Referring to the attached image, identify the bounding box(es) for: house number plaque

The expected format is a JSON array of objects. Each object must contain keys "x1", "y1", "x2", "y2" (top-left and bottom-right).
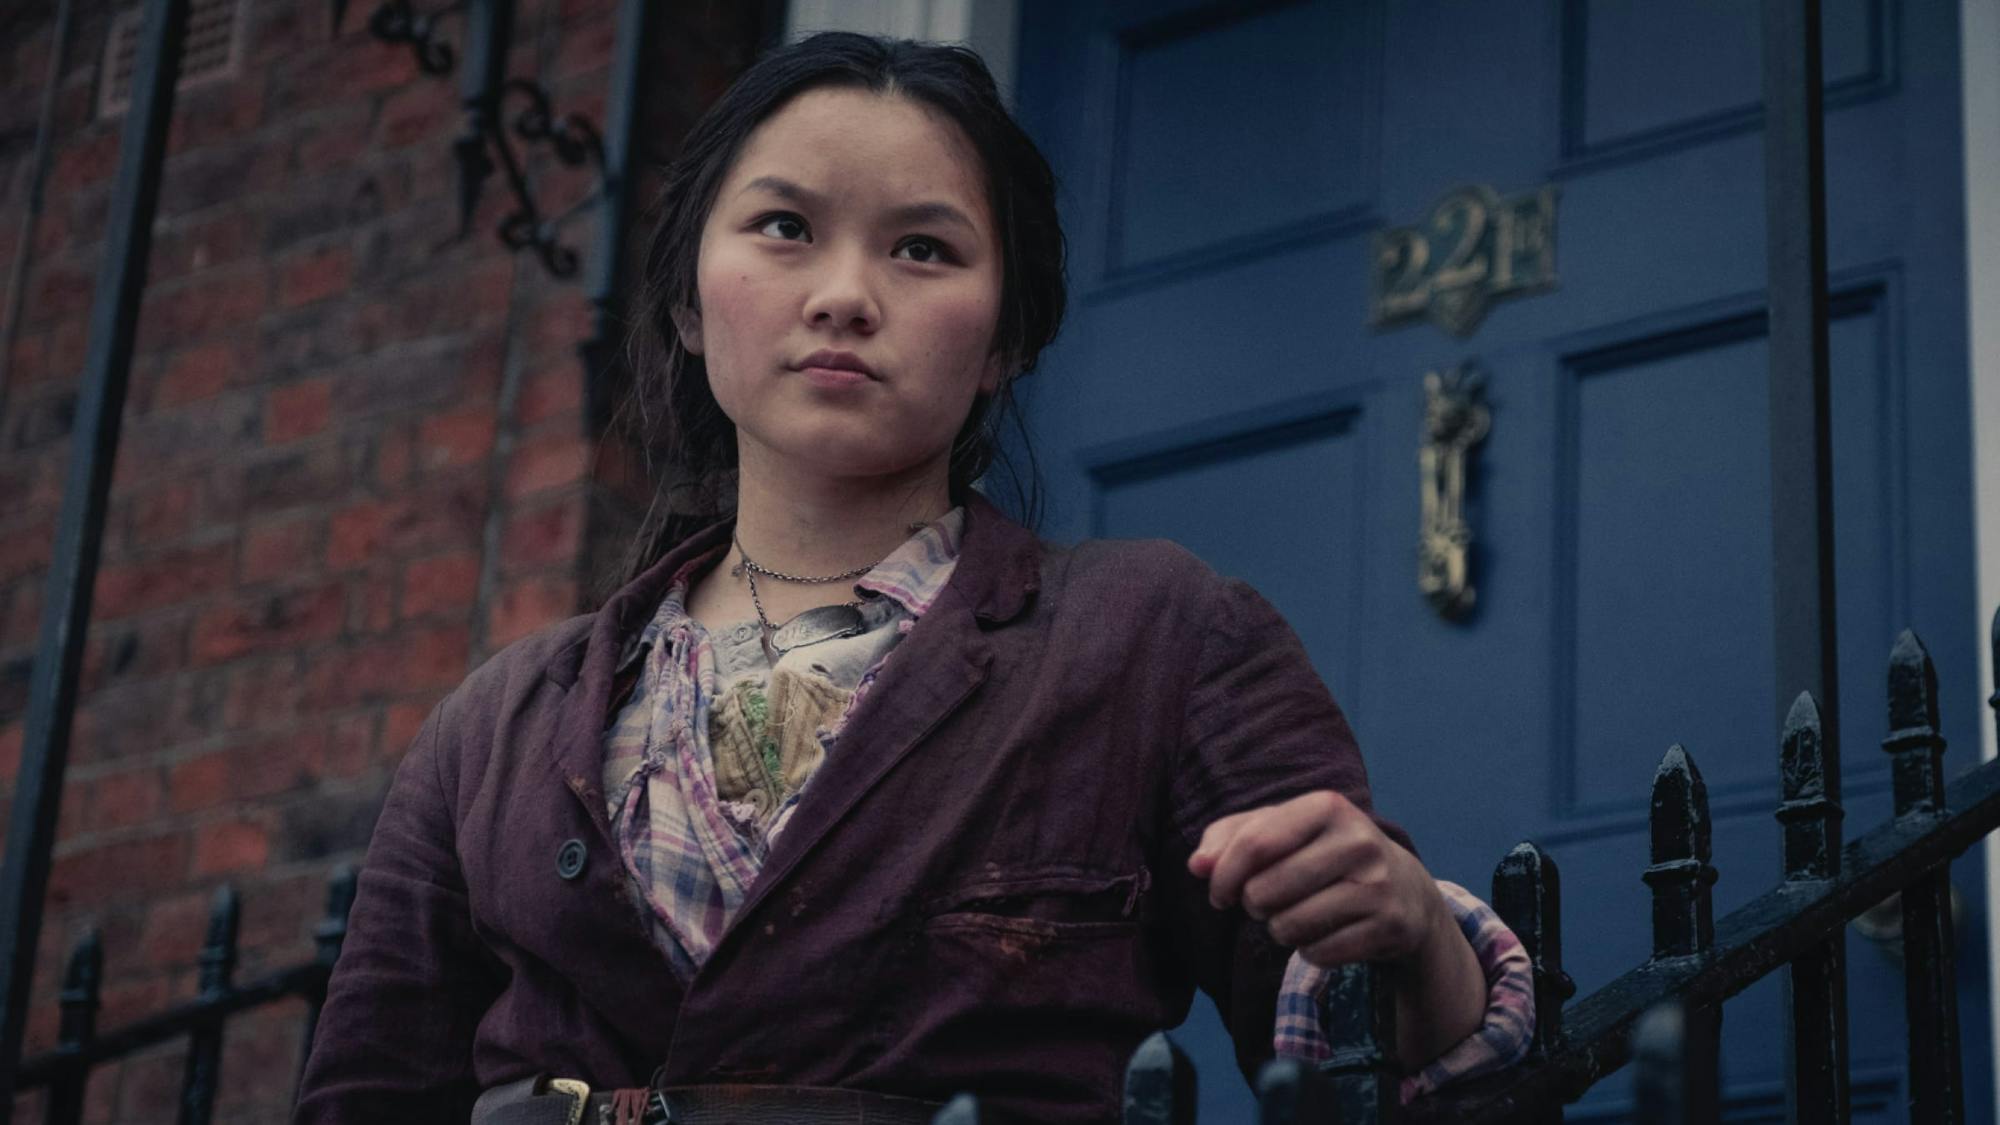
[{"x1": 1370, "y1": 184, "x2": 1558, "y2": 337}]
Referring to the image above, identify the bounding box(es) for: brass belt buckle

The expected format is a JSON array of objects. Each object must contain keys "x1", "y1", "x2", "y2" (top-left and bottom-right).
[{"x1": 543, "y1": 1077, "x2": 591, "y2": 1125}]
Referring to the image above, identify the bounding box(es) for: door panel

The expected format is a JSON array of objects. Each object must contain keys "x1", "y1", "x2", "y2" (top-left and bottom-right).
[
  {"x1": 1569, "y1": 0, "x2": 1888, "y2": 159},
  {"x1": 1012, "y1": 0, "x2": 1985, "y2": 1120}
]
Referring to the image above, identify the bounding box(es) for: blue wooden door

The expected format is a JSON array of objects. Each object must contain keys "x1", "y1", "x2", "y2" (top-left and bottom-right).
[{"x1": 1010, "y1": 1, "x2": 1988, "y2": 1120}]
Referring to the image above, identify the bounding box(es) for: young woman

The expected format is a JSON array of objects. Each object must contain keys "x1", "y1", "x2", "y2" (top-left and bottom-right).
[{"x1": 295, "y1": 32, "x2": 1532, "y2": 1125}]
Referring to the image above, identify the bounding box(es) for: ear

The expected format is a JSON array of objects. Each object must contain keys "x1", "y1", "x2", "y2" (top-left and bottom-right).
[
  {"x1": 979, "y1": 350, "x2": 1008, "y2": 396},
  {"x1": 672, "y1": 305, "x2": 705, "y2": 355}
]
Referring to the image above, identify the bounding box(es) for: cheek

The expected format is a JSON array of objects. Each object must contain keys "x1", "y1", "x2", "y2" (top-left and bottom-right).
[
  {"x1": 916, "y1": 290, "x2": 1004, "y2": 390},
  {"x1": 696, "y1": 263, "x2": 775, "y2": 356}
]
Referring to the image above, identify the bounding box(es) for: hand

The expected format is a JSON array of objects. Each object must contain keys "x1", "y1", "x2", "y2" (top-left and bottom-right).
[{"x1": 1187, "y1": 789, "x2": 1445, "y2": 968}]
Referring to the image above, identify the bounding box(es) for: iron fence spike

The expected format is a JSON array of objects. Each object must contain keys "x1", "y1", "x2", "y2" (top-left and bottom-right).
[
  {"x1": 1779, "y1": 691, "x2": 1843, "y2": 881},
  {"x1": 1781, "y1": 690, "x2": 1825, "y2": 801},
  {"x1": 1885, "y1": 630, "x2": 1947, "y2": 817},
  {"x1": 197, "y1": 886, "x2": 241, "y2": 996},
  {"x1": 59, "y1": 931, "x2": 101, "y2": 997},
  {"x1": 929, "y1": 1093, "x2": 979, "y2": 1125},
  {"x1": 1647, "y1": 745, "x2": 1716, "y2": 959},
  {"x1": 1123, "y1": 1031, "x2": 1195, "y2": 1125},
  {"x1": 1887, "y1": 629, "x2": 1939, "y2": 734},
  {"x1": 1255, "y1": 1057, "x2": 1334, "y2": 1125},
  {"x1": 1494, "y1": 841, "x2": 1572, "y2": 1057},
  {"x1": 57, "y1": 930, "x2": 102, "y2": 1049},
  {"x1": 1650, "y1": 745, "x2": 1711, "y2": 866}
]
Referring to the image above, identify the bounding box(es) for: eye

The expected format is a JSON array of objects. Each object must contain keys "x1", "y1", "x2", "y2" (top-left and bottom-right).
[
  {"x1": 893, "y1": 236, "x2": 952, "y2": 264},
  {"x1": 755, "y1": 213, "x2": 810, "y2": 242}
]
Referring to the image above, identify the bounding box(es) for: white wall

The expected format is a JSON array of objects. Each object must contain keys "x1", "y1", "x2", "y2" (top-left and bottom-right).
[
  {"x1": 785, "y1": 0, "x2": 1018, "y2": 103},
  {"x1": 1966, "y1": 0, "x2": 2000, "y2": 1114}
]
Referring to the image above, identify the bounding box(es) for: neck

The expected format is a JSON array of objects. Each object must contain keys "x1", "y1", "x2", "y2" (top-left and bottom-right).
[{"x1": 728, "y1": 442, "x2": 955, "y2": 576}]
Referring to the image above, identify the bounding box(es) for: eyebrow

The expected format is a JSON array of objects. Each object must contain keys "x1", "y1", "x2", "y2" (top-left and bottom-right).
[{"x1": 738, "y1": 175, "x2": 979, "y2": 234}]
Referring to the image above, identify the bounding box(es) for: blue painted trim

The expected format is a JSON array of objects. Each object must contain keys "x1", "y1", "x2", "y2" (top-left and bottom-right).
[
  {"x1": 1543, "y1": 268, "x2": 1906, "y2": 824},
  {"x1": 1553, "y1": 0, "x2": 1899, "y2": 175}
]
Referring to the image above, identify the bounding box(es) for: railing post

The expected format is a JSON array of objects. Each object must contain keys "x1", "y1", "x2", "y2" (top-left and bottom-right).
[
  {"x1": 0, "y1": 0, "x2": 190, "y2": 1116},
  {"x1": 1632, "y1": 1000, "x2": 1716, "y2": 1125},
  {"x1": 1122, "y1": 1031, "x2": 1195, "y2": 1125},
  {"x1": 177, "y1": 887, "x2": 238, "y2": 1125},
  {"x1": 43, "y1": 932, "x2": 100, "y2": 1125},
  {"x1": 299, "y1": 864, "x2": 357, "y2": 1079},
  {"x1": 1884, "y1": 630, "x2": 1963, "y2": 1124},
  {"x1": 1493, "y1": 842, "x2": 1574, "y2": 1062},
  {"x1": 1315, "y1": 962, "x2": 1399, "y2": 1123},
  {"x1": 1778, "y1": 691, "x2": 1850, "y2": 1123},
  {"x1": 1641, "y1": 746, "x2": 1719, "y2": 1120},
  {"x1": 1491, "y1": 842, "x2": 1571, "y2": 1124},
  {"x1": 1256, "y1": 1057, "x2": 1335, "y2": 1125}
]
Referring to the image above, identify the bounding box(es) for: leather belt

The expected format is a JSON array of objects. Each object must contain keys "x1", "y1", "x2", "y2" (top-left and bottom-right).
[{"x1": 473, "y1": 1075, "x2": 947, "y2": 1125}]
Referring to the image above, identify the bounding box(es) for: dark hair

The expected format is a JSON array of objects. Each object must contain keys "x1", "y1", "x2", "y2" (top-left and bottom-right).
[{"x1": 615, "y1": 31, "x2": 1065, "y2": 582}]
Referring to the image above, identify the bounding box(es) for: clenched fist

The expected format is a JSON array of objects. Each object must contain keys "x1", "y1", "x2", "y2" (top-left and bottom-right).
[{"x1": 1187, "y1": 789, "x2": 1487, "y2": 1066}]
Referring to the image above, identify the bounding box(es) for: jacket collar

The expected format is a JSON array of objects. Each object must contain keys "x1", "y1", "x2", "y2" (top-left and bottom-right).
[
  {"x1": 542, "y1": 490, "x2": 1041, "y2": 835},
  {"x1": 955, "y1": 489, "x2": 1043, "y2": 625}
]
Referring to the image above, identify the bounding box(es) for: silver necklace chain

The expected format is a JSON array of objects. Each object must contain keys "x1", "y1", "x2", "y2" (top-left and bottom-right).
[
  {"x1": 732, "y1": 548, "x2": 876, "y2": 585},
  {"x1": 741, "y1": 565, "x2": 864, "y2": 638},
  {"x1": 732, "y1": 534, "x2": 871, "y2": 646}
]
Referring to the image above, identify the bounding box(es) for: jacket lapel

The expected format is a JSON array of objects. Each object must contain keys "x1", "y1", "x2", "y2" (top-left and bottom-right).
[
  {"x1": 542, "y1": 516, "x2": 735, "y2": 845},
  {"x1": 714, "y1": 588, "x2": 990, "y2": 947},
  {"x1": 701, "y1": 492, "x2": 1042, "y2": 963}
]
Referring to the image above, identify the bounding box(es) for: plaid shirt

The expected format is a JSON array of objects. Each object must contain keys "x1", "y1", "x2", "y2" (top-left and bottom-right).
[
  {"x1": 602, "y1": 510, "x2": 1532, "y2": 1095},
  {"x1": 1274, "y1": 879, "x2": 1535, "y2": 1099}
]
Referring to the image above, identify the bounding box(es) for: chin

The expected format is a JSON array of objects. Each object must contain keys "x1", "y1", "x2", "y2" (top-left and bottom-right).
[{"x1": 780, "y1": 439, "x2": 949, "y2": 485}]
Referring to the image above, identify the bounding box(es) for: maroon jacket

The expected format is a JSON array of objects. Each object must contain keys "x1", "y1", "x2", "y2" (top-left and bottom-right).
[{"x1": 293, "y1": 492, "x2": 1407, "y2": 1124}]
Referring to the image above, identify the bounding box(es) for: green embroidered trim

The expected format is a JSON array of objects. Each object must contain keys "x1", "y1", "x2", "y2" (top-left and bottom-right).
[{"x1": 741, "y1": 689, "x2": 782, "y2": 783}]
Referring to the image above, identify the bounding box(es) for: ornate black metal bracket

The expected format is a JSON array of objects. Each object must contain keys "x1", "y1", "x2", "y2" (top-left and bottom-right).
[
  {"x1": 331, "y1": 0, "x2": 463, "y2": 74},
  {"x1": 332, "y1": 0, "x2": 608, "y2": 279}
]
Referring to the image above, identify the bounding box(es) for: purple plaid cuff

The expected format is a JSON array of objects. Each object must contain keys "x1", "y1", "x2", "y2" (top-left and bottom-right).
[{"x1": 1271, "y1": 879, "x2": 1535, "y2": 1102}]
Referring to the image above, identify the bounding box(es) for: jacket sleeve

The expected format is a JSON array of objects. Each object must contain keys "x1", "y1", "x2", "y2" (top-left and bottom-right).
[
  {"x1": 293, "y1": 693, "x2": 504, "y2": 1124},
  {"x1": 1157, "y1": 570, "x2": 1416, "y2": 1086}
]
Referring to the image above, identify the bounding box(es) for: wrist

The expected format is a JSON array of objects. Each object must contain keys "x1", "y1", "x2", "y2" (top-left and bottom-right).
[{"x1": 1395, "y1": 879, "x2": 1457, "y2": 969}]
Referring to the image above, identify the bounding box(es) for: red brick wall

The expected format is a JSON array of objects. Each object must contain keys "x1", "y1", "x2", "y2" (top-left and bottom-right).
[{"x1": 0, "y1": 1, "x2": 767, "y2": 1120}]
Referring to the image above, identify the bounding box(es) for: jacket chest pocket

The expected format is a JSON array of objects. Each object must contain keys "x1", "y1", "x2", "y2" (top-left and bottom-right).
[{"x1": 898, "y1": 867, "x2": 1153, "y2": 1034}]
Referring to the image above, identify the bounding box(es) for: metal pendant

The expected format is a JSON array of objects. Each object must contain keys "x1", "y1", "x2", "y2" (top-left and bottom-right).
[{"x1": 768, "y1": 604, "x2": 867, "y2": 654}]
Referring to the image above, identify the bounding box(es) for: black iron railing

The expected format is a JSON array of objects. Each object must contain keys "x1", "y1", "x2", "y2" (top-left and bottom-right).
[
  {"x1": 10, "y1": 869, "x2": 353, "y2": 1125},
  {"x1": 933, "y1": 613, "x2": 2000, "y2": 1124}
]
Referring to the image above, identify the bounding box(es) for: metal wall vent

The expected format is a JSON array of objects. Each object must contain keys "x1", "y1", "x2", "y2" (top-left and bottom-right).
[{"x1": 99, "y1": 0, "x2": 244, "y2": 119}]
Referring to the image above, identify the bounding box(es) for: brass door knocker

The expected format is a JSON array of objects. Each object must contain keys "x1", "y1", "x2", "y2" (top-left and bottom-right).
[{"x1": 1418, "y1": 364, "x2": 1490, "y2": 618}]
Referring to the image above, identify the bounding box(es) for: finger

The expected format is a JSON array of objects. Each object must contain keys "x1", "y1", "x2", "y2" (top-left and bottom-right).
[
  {"x1": 1188, "y1": 811, "x2": 1251, "y2": 878},
  {"x1": 1298, "y1": 916, "x2": 1399, "y2": 968},
  {"x1": 1239, "y1": 827, "x2": 1379, "y2": 920},
  {"x1": 1204, "y1": 794, "x2": 1340, "y2": 909},
  {"x1": 1263, "y1": 879, "x2": 1375, "y2": 949}
]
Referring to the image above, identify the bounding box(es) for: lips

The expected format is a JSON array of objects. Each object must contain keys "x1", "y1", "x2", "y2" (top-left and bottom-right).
[{"x1": 794, "y1": 350, "x2": 878, "y2": 380}]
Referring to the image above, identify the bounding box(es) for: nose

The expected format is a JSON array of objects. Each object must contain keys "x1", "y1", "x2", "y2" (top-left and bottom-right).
[{"x1": 801, "y1": 245, "x2": 880, "y2": 334}]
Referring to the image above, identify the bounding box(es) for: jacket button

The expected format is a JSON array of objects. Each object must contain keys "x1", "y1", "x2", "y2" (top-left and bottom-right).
[{"x1": 555, "y1": 838, "x2": 588, "y2": 881}]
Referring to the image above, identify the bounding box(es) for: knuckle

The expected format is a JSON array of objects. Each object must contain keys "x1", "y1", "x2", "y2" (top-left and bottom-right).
[{"x1": 1303, "y1": 790, "x2": 1344, "y2": 819}]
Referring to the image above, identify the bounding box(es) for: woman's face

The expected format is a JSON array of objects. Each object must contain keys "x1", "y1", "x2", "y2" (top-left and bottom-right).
[{"x1": 683, "y1": 87, "x2": 1006, "y2": 488}]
